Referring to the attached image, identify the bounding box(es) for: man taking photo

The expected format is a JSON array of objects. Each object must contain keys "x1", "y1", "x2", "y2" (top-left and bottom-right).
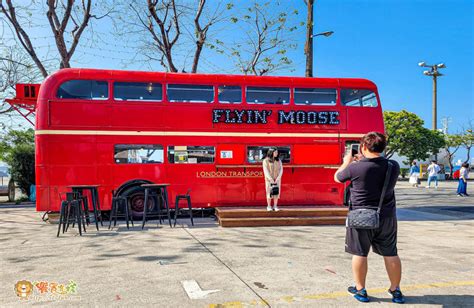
[{"x1": 334, "y1": 131, "x2": 405, "y2": 304}]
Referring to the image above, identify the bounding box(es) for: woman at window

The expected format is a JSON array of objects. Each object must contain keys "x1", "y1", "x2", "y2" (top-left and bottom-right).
[{"x1": 262, "y1": 147, "x2": 283, "y2": 211}]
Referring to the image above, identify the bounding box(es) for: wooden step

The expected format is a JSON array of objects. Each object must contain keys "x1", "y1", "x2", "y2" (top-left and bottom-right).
[
  {"x1": 218, "y1": 216, "x2": 346, "y2": 227},
  {"x1": 216, "y1": 206, "x2": 348, "y2": 219}
]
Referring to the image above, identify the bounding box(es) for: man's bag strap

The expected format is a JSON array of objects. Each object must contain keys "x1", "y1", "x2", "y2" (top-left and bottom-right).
[{"x1": 377, "y1": 161, "x2": 393, "y2": 214}]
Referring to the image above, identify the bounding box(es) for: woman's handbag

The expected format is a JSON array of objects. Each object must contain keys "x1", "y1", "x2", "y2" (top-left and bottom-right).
[
  {"x1": 270, "y1": 183, "x2": 279, "y2": 197},
  {"x1": 347, "y1": 161, "x2": 393, "y2": 229}
]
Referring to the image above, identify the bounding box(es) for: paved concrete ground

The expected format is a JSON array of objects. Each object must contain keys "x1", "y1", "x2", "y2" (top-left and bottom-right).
[{"x1": 0, "y1": 181, "x2": 473, "y2": 307}]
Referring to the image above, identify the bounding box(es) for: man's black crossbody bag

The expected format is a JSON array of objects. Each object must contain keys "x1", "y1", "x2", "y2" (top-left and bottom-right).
[{"x1": 347, "y1": 161, "x2": 393, "y2": 229}]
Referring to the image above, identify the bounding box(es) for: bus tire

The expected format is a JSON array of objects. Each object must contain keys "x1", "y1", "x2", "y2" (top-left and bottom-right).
[
  {"x1": 8, "y1": 179, "x2": 15, "y2": 202},
  {"x1": 120, "y1": 184, "x2": 159, "y2": 218}
]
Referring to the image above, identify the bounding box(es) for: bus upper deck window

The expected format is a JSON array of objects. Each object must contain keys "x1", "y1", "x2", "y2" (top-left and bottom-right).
[
  {"x1": 218, "y1": 85, "x2": 242, "y2": 104},
  {"x1": 57, "y1": 80, "x2": 108, "y2": 100},
  {"x1": 114, "y1": 82, "x2": 162, "y2": 101},
  {"x1": 340, "y1": 89, "x2": 378, "y2": 107},
  {"x1": 246, "y1": 87, "x2": 290, "y2": 105},
  {"x1": 294, "y1": 88, "x2": 337, "y2": 105},
  {"x1": 167, "y1": 84, "x2": 214, "y2": 103}
]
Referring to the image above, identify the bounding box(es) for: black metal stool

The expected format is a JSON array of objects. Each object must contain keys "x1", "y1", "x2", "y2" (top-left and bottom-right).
[
  {"x1": 109, "y1": 190, "x2": 134, "y2": 229},
  {"x1": 69, "y1": 186, "x2": 103, "y2": 231},
  {"x1": 141, "y1": 184, "x2": 172, "y2": 229},
  {"x1": 174, "y1": 189, "x2": 193, "y2": 227},
  {"x1": 57, "y1": 192, "x2": 86, "y2": 237}
]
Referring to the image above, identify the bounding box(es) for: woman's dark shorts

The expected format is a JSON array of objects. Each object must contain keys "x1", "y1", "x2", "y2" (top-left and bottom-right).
[{"x1": 345, "y1": 216, "x2": 398, "y2": 257}]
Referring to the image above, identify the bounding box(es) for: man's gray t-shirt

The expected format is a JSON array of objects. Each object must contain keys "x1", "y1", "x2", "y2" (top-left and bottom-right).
[{"x1": 336, "y1": 157, "x2": 400, "y2": 218}]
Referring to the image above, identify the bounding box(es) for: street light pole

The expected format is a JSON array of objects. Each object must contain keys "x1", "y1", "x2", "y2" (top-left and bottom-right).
[
  {"x1": 418, "y1": 61, "x2": 446, "y2": 131},
  {"x1": 305, "y1": 31, "x2": 334, "y2": 77}
]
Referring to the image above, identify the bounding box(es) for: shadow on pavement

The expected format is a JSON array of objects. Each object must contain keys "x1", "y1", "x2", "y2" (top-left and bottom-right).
[
  {"x1": 0, "y1": 203, "x2": 35, "y2": 209},
  {"x1": 371, "y1": 294, "x2": 474, "y2": 307},
  {"x1": 397, "y1": 206, "x2": 474, "y2": 222}
]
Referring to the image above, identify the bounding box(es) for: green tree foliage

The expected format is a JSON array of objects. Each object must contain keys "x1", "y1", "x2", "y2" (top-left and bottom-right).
[
  {"x1": 0, "y1": 128, "x2": 35, "y2": 197},
  {"x1": 443, "y1": 134, "x2": 463, "y2": 178},
  {"x1": 461, "y1": 125, "x2": 473, "y2": 164},
  {"x1": 384, "y1": 110, "x2": 445, "y2": 163}
]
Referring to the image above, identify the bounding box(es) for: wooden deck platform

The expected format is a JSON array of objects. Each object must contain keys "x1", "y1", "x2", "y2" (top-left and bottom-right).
[{"x1": 215, "y1": 206, "x2": 348, "y2": 227}]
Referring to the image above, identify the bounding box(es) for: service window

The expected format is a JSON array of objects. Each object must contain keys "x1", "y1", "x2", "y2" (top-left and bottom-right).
[
  {"x1": 218, "y1": 85, "x2": 242, "y2": 104},
  {"x1": 294, "y1": 88, "x2": 337, "y2": 105},
  {"x1": 340, "y1": 89, "x2": 378, "y2": 107},
  {"x1": 114, "y1": 144, "x2": 164, "y2": 164},
  {"x1": 246, "y1": 87, "x2": 290, "y2": 105},
  {"x1": 247, "y1": 146, "x2": 291, "y2": 164},
  {"x1": 167, "y1": 84, "x2": 214, "y2": 103},
  {"x1": 168, "y1": 146, "x2": 215, "y2": 164},
  {"x1": 57, "y1": 80, "x2": 108, "y2": 99},
  {"x1": 114, "y1": 82, "x2": 162, "y2": 101}
]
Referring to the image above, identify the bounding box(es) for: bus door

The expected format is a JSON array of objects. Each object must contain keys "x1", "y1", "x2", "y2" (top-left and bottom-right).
[
  {"x1": 215, "y1": 144, "x2": 249, "y2": 205},
  {"x1": 292, "y1": 143, "x2": 341, "y2": 205}
]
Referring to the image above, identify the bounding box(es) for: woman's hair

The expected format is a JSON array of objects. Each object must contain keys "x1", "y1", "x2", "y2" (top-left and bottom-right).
[
  {"x1": 462, "y1": 163, "x2": 469, "y2": 168},
  {"x1": 266, "y1": 147, "x2": 279, "y2": 162},
  {"x1": 412, "y1": 161, "x2": 417, "y2": 166}
]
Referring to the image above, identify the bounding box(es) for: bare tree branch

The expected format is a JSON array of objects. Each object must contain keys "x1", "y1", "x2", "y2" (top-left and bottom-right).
[{"x1": 0, "y1": 0, "x2": 48, "y2": 77}]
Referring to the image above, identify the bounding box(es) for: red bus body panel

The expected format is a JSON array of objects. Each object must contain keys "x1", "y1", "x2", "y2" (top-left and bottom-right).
[{"x1": 35, "y1": 69, "x2": 384, "y2": 212}]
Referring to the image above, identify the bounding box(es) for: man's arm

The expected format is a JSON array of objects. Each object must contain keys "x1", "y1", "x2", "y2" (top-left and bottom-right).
[{"x1": 334, "y1": 152, "x2": 354, "y2": 183}]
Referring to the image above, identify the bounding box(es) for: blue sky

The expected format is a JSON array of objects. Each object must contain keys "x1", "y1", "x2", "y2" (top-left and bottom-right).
[{"x1": 1, "y1": 0, "x2": 473, "y2": 162}]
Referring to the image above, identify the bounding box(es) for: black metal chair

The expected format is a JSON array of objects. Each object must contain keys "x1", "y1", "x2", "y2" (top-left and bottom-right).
[
  {"x1": 109, "y1": 190, "x2": 134, "y2": 229},
  {"x1": 174, "y1": 189, "x2": 193, "y2": 227},
  {"x1": 57, "y1": 192, "x2": 86, "y2": 237},
  {"x1": 142, "y1": 185, "x2": 172, "y2": 229}
]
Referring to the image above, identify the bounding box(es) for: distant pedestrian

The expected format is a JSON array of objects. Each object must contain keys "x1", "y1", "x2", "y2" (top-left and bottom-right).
[
  {"x1": 334, "y1": 132, "x2": 404, "y2": 304},
  {"x1": 457, "y1": 163, "x2": 470, "y2": 196},
  {"x1": 426, "y1": 160, "x2": 441, "y2": 188},
  {"x1": 408, "y1": 161, "x2": 420, "y2": 187},
  {"x1": 263, "y1": 147, "x2": 283, "y2": 211}
]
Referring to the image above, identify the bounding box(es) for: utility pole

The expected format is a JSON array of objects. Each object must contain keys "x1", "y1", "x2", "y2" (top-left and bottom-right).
[
  {"x1": 303, "y1": 0, "x2": 333, "y2": 77},
  {"x1": 441, "y1": 117, "x2": 452, "y2": 134},
  {"x1": 304, "y1": 0, "x2": 314, "y2": 77},
  {"x1": 418, "y1": 62, "x2": 446, "y2": 131}
]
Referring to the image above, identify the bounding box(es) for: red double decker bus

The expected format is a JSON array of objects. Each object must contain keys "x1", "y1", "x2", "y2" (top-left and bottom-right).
[{"x1": 34, "y1": 68, "x2": 384, "y2": 214}]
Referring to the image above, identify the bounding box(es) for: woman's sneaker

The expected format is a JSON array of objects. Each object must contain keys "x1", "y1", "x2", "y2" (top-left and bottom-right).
[
  {"x1": 388, "y1": 287, "x2": 405, "y2": 304},
  {"x1": 273, "y1": 206, "x2": 280, "y2": 212},
  {"x1": 267, "y1": 206, "x2": 272, "y2": 212},
  {"x1": 347, "y1": 286, "x2": 369, "y2": 302}
]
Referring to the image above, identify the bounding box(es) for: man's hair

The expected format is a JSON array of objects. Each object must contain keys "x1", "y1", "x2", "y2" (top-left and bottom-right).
[
  {"x1": 360, "y1": 131, "x2": 387, "y2": 153},
  {"x1": 431, "y1": 160, "x2": 437, "y2": 163}
]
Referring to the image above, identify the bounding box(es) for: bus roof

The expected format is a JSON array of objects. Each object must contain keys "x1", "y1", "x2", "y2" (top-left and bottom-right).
[{"x1": 39, "y1": 68, "x2": 378, "y2": 99}]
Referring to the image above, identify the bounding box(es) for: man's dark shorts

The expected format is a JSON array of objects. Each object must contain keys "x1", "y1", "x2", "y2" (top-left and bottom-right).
[{"x1": 345, "y1": 216, "x2": 398, "y2": 257}]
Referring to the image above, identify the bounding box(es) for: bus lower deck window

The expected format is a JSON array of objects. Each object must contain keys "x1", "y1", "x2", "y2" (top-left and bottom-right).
[
  {"x1": 57, "y1": 80, "x2": 108, "y2": 100},
  {"x1": 114, "y1": 145, "x2": 164, "y2": 164},
  {"x1": 246, "y1": 87, "x2": 290, "y2": 105},
  {"x1": 247, "y1": 146, "x2": 291, "y2": 164},
  {"x1": 340, "y1": 89, "x2": 378, "y2": 107},
  {"x1": 168, "y1": 146, "x2": 215, "y2": 164},
  {"x1": 294, "y1": 88, "x2": 337, "y2": 105},
  {"x1": 114, "y1": 82, "x2": 162, "y2": 101}
]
